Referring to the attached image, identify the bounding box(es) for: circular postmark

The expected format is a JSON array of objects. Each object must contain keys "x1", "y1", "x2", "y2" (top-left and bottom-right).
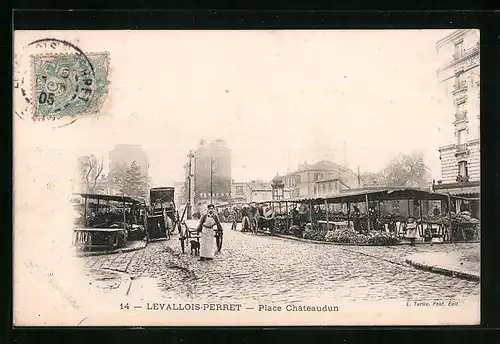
[{"x1": 14, "y1": 38, "x2": 109, "y2": 126}]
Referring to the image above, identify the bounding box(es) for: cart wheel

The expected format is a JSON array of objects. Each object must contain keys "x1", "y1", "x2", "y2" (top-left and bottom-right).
[
  {"x1": 180, "y1": 237, "x2": 185, "y2": 253},
  {"x1": 271, "y1": 219, "x2": 277, "y2": 236},
  {"x1": 216, "y1": 232, "x2": 223, "y2": 251}
]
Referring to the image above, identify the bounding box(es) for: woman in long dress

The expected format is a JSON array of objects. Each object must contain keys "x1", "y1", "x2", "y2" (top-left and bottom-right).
[
  {"x1": 196, "y1": 204, "x2": 223, "y2": 261},
  {"x1": 406, "y1": 217, "x2": 418, "y2": 246}
]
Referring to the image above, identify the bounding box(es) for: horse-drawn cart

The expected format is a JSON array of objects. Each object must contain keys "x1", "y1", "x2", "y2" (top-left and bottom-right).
[{"x1": 146, "y1": 186, "x2": 178, "y2": 240}]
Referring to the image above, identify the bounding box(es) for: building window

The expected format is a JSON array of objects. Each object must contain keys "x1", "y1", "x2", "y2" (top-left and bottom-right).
[
  {"x1": 236, "y1": 186, "x2": 244, "y2": 195},
  {"x1": 454, "y1": 40, "x2": 463, "y2": 58},
  {"x1": 315, "y1": 173, "x2": 320, "y2": 181},
  {"x1": 296, "y1": 175, "x2": 301, "y2": 184},
  {"x1": 457, "y1": 128, "x2": 467, "y2": 145},
  {"x1": 458, "y1": 161, "x2": 468, "y2": 177}
]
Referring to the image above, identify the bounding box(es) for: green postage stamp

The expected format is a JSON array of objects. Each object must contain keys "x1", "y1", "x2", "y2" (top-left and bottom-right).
[{"x1": 31, "y1": 52, "x2": 110, "y2": 119}]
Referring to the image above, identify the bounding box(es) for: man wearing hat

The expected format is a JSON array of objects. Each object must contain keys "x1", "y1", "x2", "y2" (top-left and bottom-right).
[{"x1": 196, "y1": 204, "x2": 223, "y2": 261}]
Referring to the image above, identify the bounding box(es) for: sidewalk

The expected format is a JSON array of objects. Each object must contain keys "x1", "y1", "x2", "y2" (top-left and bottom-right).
[
  {"x1": 76, "y1": 239, "x2": 147, "y2": 257},
  {"x1": 406, "y1": 246, "x2": 480, "y2": 281}
]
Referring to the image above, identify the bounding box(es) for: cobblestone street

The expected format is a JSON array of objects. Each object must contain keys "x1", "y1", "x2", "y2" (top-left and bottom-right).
[{"x1": 80, "y1": 223, "x2": 480, "y2": 303}]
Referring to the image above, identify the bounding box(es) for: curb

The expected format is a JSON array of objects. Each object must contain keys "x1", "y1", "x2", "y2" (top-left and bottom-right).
[
  {"x1": 405, "y1": 259, "x2": 480, "y2": 282},
  {"x1": 75, "y1": 240, "x2": 148, "y2": 257},
  {"x1": 272, "y1": 234, "x2": 479, "y2": 247}
]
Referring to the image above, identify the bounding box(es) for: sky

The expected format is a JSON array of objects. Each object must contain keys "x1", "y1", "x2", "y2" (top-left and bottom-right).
[{"x1": 15, "y1": 29, "x2": 458, "y2": 186}]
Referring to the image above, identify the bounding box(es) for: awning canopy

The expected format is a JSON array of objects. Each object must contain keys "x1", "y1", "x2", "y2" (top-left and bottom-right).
[
  {"x1": 266, "y1": 188, "x2": 452, "y2": 205},
  {"x1": 432, "y1": 182, "x2": 480, "y2": 195},
  {"x1": 73, "y1": 193, "x2": 142, "y2": 204},
  {"x1": 446, "y1": 187, "x2": 480, "y2": 197}
]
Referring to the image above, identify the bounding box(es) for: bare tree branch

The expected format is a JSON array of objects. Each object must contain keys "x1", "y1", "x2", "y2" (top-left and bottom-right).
[{"x1": 91, "y1": 157, "x2": 105, "y2": 192}]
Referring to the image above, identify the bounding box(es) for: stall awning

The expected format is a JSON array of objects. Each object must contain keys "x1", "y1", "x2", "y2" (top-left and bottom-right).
[
  {"x1": 446, "y1": 186, "x2": 480, "y2": 197},
  {"x1": 73, "y1": 193, "x2": 142, "y2": 204},
  {"x1": 291, "y1": 187, "x2": 450, "y2": 204}
]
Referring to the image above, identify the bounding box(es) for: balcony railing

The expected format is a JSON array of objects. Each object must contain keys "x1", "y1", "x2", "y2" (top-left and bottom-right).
[
  {"x1": 452, "y1": 80, "x2": 468, "y2": 95},
  {"x1": 456, "y1": 174, "x2": 470, "y2": 183},
  {"x1": 453, "y1": 44, "x2": 479, "y2": 60},
  {"x1": 455, "y1": 111, "x2": 467, "y2": 122}
]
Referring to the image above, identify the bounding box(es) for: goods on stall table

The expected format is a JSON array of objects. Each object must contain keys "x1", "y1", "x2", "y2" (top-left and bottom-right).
[
  {"x1": 434, "y1": 212, "x2": 479, "y2": 241},
  {"x1": 289, "y1": 225, "x2": 302, "y2": 237},
  {"x1": 434, "y1": 212, "x2": 480, "y2": 225},
  {"x1": 302, "y1": 224, "x2": 326, "y2": 241},
  {"x1": 324, "y1": 228, "x2": 400, "y2": 246}
]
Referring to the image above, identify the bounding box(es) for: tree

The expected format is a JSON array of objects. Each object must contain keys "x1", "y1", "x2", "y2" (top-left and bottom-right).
[
  {"x1": 383, "y1": 151, "x2": 430, "y2": 188},
  {"x1": 108, "y1": 161, "x2": 146, "y2": 198},
  {"x1": 78, "y1": 154, "x2": 104, "y2": 193},
  {"x1": 361, "y1": 172, "x2": 387, "y2": 187}
]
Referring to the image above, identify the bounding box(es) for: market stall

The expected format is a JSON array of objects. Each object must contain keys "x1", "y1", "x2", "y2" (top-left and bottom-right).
[
  {"x1": 73, "y1": 193, "x2": 145, "y2": 251},
  {"x1": 271, "y1": 188, "x2": 479, "y2": 245}
]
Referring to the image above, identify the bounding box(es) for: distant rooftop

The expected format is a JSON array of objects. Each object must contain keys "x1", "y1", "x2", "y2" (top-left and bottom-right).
[{"x1": 248, "y1": 181, "x2": 272, "y2": 191}]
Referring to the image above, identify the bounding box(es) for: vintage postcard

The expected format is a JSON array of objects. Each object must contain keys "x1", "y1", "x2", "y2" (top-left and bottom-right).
[{"x1": 13, "y1": 29, "x2": 480, "y2": 326}]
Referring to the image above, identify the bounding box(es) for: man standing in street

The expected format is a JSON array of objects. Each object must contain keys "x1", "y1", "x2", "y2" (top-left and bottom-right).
[
  {"x1": 197, "y1": 204, "x2": 223, "y2": 261},
  {"x1": 352, "y1": 205, "x2": 361, "y2": 232}
]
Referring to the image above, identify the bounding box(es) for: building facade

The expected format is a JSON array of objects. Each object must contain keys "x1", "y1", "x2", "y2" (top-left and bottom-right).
[
  {"x1": 230, "y1": 180, "x2": 248, "y2": 203},
  {"x1": 190, "y1": 139, "x2": 232, "y2": 209},
  {"x1": 230, "y1": 179, "x2": 291, "y2": 204},
  {"x1": 284, "y1": 160, "x2": 360, "y2": 199},
  {"x1": 433, "y1": 30, "x2": 480, "y2": 211},
  {"x1": 247, "y1": 181, "x2": 273, "y2": 202},
  {"x1": 314, "y1": 178, "x2": 348, "y2": 198},
  {"x1": 173, "y1": 182, "x2": 185, "y2": 210}
]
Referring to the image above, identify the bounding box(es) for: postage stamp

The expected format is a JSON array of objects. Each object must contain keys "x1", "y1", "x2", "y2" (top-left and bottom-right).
[
  {"x1": 13, "y1": 37, "x2": 110, "y2": 122},
  {"x1": 32, "y1": 52, "x2": 110, "y2": 119}
]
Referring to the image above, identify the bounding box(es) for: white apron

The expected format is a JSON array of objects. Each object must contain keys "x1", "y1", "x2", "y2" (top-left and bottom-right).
[
  {"x1": 406, "y1": 223, "x2": 417, "y2": 239},
  {"x1": 200, "y1": 227, "x2": 215, "y2": 259}
]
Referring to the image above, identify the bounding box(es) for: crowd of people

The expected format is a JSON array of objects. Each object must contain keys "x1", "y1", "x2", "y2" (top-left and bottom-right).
[{"x1": 188, "y1": 198, "x2": 480, "y2": 261}]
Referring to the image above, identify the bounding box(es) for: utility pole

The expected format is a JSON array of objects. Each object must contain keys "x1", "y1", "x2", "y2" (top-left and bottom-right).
[
  {"x1": 357, "y1": 166, "x2": 361, "y2": 188},
  {"x1": 210, "y1": 156, "x2": 213, "y2": 204}
]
